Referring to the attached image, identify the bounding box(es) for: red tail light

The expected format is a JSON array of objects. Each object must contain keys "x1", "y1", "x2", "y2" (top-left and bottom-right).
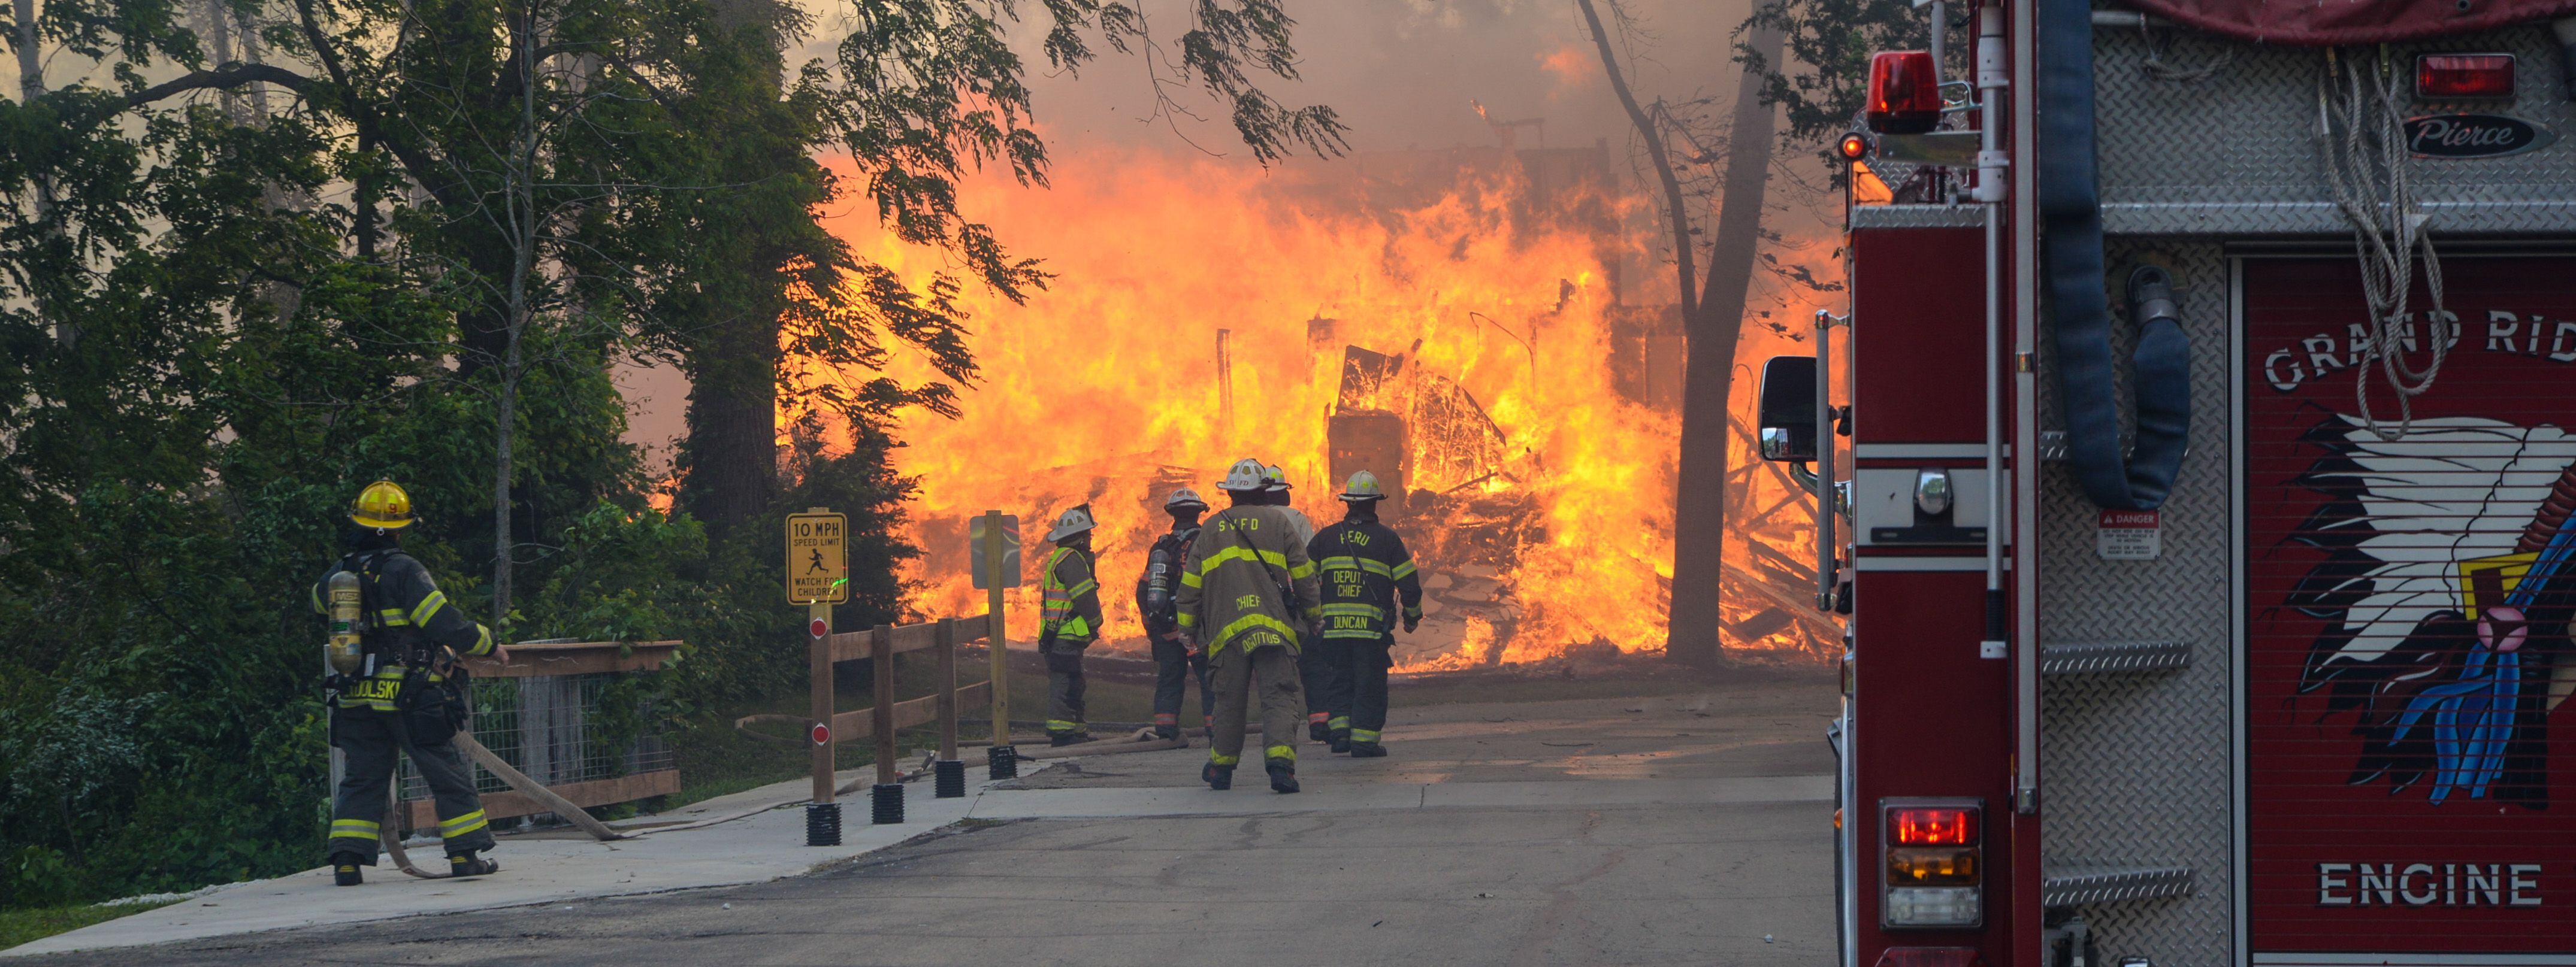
[
  {"x1": 1889, "y1": 807, "x2": 1979, "y2": 846},
  {"x1": 2417, "y1": 53, "x2": 2515, "y2": 99},
  {"x1": 1866, "y1": 51, "x2": 1942, "y2": 134},
  {"x1": 1874, "y1": 949, "x2": 1987, "y2": 967}
]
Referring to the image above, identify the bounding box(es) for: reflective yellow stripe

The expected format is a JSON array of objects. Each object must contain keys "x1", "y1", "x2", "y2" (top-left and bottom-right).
[
  {"x1": 1180, "y1": 570, "x2": 1203, "y2": 589},
  {"x1": 1356, "y1": 558, "x2": 1393, "y2": 577},
  {"x1": 1350, "y1": 729, "x2": 1381, "y2": 742},
  {"x1": 1196, "y1": 545, "x2": 1288, "y2": 575},
  {"x1": 1390, "y1": 560, "x2": 1418, "y2": 580},
  {"x1": 376, "y1": 608, "x2": 410, "y2": 627},
  {"x1": 1208, "y1": 752, "x2": 1239, "y2": 766},
  {"x1": 470, "y1": 624, "x2": 494, "y2": 656},
  {"x1": 1176, "y1": 611, "x2": 1198, "y2": 628},
  {"x1": 1328, "y1": 716, "x2": 1350, "y2": 730},
  {"x1": 1287, "y1": 560, "x2": 1316, "y2": 580},
  {"x1": 408, "y1": 590, "x2": 448, "y2": 627},
  {"x1": 1264, "y1": 744, "x2": 1296, "y2": 762},
  {"x1": 1045, "y1": 720, "x2": 1080, "y2": 732},
  {"x1": 330, "y1": 819, "x2": 380, "y2": 836},
  {"x1": 1065, "y1": 579, "x2": 1096, "y2": 598},
  {"x1": 1210, "y1": 612, "x2": 1301, "y2": 653},
  {"x1": 1402, "y1": 605, "x2": 1424, "y2": 619},
  {"x1": 438, "y1": 810, "x2": 486, "y2": 833},
  {"x1": 310, "y1": 586, "x2": 325, "y2": 614},
  {"x1": 1319, "y1": 556, "x2": 1362, "y2": 572},
  {"x1": 1319, "y1": 603, "x2": 1381, "y2": 617}
]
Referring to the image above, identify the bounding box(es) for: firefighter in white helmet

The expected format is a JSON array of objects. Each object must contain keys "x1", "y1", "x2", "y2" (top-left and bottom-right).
[
  {"x1": 1308, "y1": 470, "x2": 1425, "y2": 756},
  {"x1": 1175, "y1": 458, "x2": 1323, "y2": 792},
  {"x1": 1136, "y1": 487, "x2": 1214, "y2": 739},
  {"x1": 1038, "y1": 504, "x2": 1105, "y2": 745}
]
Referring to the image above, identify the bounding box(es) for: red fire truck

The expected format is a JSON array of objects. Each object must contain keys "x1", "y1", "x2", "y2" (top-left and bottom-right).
[{"x1": 1758, "y1": 0, "x2": 2576, "y2": 963}]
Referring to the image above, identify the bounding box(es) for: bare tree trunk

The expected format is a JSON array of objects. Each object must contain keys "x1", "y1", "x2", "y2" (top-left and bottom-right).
[
  {"x1": 492, "y1": 4, "x2": 539, "y2": 627},
  {"x1": 1665, "y1": 23, "x2": 1783, "y2": 668}
]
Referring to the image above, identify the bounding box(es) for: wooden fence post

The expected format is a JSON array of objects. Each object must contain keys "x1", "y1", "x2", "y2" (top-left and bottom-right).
[
  {"x1": 870, "y1": 624, "x2": 903, "y2": 823},
  {"x1": 806, "y1": 602, "x2": 838, "y2": 845},
  {"x1": 933, "y1": 617, "x2": 966, "y2": 798}
]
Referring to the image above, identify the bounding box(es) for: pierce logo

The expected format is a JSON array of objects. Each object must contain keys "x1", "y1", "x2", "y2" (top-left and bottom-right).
[{"x1": 2404, "y1": 114, "x2": 2556, "y2": 159}]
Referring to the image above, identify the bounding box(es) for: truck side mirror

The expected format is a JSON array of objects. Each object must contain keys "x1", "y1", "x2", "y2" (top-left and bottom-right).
[{"x1": 1758, "y1": 356, "x2": 1819, "y2": 463}]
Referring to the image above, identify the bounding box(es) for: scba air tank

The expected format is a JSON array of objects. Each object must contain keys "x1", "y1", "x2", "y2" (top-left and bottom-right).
[{"x1": 326, "y1": 570, "x2": 364, "y2": 675}]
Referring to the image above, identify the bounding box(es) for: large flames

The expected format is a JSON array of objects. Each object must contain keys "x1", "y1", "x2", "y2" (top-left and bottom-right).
[{"x1": 802, "y1": 143, "x2": 1834, "y2": 668}]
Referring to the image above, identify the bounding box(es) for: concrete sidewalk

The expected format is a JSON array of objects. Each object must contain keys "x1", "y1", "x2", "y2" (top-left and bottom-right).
[{"x1": 2, "y1": 764, "x2": 988, "y2": 958}]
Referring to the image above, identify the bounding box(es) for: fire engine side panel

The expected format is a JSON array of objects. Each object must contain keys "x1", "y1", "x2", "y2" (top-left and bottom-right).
[
  {"x1": 2035, "y1": 239, "x2": 2239, "y2": 965},
  {"x1": 1850, "y1": 219, "x2": 2019, "y2": 964},
  {"x1": 2238, "y1": 253, "x2": 2576, "y2": 964}
]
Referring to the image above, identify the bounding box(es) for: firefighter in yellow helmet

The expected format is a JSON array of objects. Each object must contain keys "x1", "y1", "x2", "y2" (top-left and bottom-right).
[
  {"x1": 313, "y1": 481, "x2": 507, "y2": 886},
  {"x1": 1308, "y1": 471, "x2": 1425, "y2": 757},
  {"x1": 1175, "y1": 459, "x2": 1323, "y2": 793},
  {"x1": 1039, "y1": 504, "x2": 1105, "y2": 745}
]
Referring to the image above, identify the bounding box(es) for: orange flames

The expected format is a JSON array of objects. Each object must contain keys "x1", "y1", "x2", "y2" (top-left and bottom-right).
[{"x1": 802, "y1": 143, "x2": 1836, "y2": 668}]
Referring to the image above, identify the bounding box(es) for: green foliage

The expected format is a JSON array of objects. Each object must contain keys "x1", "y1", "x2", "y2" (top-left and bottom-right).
[
  {"x1": 1, "y1": 0, "x2": 1337, "y2": 917},
  {"x1": 1739, "y1": 0, "x2": 1930, "y2": 166}
]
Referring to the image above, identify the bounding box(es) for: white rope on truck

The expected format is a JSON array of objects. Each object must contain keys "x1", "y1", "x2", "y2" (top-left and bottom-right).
[{"x1": 2316, "y1": 46, "x2": 2448, "y2": 441}]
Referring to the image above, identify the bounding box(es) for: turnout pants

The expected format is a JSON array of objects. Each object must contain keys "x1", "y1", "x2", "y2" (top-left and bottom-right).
[
  {"x1": 1208, "y1": 642, "x2": 1306, "y2": 767},
  {"x1": 1151, "y1": 636, "x2": 1213, "y2": 735},
  {"x1": 1332, "y1": 634, "x2": 1395, "y2": 743},
  {"x1": 1044, "y1": 641, "x2": 1088, "y2": 736},
  {"x1": 1298, "y1": 639, "x2": 1338, "y2": 736},
  {"x1": 327, "y1": 707, "x2": 494, "y2": 863}
]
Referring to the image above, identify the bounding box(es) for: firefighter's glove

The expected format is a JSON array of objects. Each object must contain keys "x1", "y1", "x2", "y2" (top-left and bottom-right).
[{"x1": 1402, "y1": 616, "x2": 1420, "y2": 633}]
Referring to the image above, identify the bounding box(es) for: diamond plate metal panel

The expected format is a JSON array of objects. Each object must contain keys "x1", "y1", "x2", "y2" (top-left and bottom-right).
[
  {"x1": 2094, "y1": 23, "x2": 2576, "y2": 235},
  {"x1": 1851, "y1": 204, "x2": 1988, "y2": 229},
  {"x1": 2038, "y1": 240, "x2": 2235, "y2": 965}
]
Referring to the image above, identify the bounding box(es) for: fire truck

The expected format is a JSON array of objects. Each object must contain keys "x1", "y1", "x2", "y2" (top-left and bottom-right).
[{"x1": 1757, "y1": 0, "x2": 2576, "y2": 963}]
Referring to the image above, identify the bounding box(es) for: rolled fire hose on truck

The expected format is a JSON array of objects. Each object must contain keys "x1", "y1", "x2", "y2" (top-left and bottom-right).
[{"x1": 2036, "y1": 0, "x2": 2191, "y2": 513}]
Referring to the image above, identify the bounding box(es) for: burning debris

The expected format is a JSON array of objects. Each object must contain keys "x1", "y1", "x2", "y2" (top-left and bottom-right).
[{"x1": 809, "y1": 147, "x2": 1839, "y2": 669}]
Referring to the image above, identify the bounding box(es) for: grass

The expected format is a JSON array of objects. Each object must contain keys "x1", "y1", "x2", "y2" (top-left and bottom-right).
[{"x1": 0, "y1": 900, "x2": 181, "y2": 953}]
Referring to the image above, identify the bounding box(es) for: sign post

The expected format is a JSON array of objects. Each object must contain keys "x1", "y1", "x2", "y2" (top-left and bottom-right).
[
  {"x1": 970, "y1": 511, "x2": 1021, "y2": 778},
  {"x1": 787, "y1": 508, "x2": 846, "y2": 846}
]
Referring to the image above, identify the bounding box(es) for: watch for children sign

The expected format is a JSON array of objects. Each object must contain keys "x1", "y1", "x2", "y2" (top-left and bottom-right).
[{"x1": 785, "y1": 511, "x2": 847, "y2": 604}]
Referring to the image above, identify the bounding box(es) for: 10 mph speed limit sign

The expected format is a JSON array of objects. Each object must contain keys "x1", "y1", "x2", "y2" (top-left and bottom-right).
[{"x1": 785, "y1": 510, "x2": 848, "y2": 604}]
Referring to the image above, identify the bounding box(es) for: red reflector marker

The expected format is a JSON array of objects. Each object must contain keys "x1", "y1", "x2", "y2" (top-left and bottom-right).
[
  {"x1": 1888, "y1": 806, "x2": 1981, "y2": 846},
  {"x1": 1866, "y1": 51, "x2": 1942, "y2": 134},
  {"x1": 1874, "y1": 948, "x2": 1985, "y2": 967},
  {"x1": 2417, "y1": 53, "x2": 2515, "y2": 99}
]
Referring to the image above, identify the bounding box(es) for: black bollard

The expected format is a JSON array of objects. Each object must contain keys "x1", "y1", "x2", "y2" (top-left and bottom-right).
[
  {"x1": 805, "y1": 801, "x2": 841, "y2": 846},
  {"x1": 870, "y1": 782, "x2": 905, "y2": 824},
  {"x1": 987, "y1": 744, "x2": 1018, "y2": 780},
  {"x1": 933, "y1": 759, "x2": 967, "y2": 798}
]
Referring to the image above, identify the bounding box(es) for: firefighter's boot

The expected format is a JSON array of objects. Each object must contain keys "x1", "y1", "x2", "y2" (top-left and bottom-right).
[
  {"x1": 1308, "y1": 716, "x2": 1330, "y2": 743},
  {"x1": 1050, "y1": 732, "x2": 1095, "y2": 748},
  {"x1": 1349, "y1": 740, "x2": 1387, "y2": 759},
  {"x1": 331, "y1": 853, "x2": 364, "y2": 887},
  {"x1": 1329, "y1": 728, "x2": 1352, "y2": 754},
  {"x1": 1266, "y1": 757, "x2": 1301, "y2": 794},
  {"x1": 1154, "y1": 725, "x2": 1180, "y2": 740},
  {"x1": 448, "y1": 851, "x2": 498, "y2": 878},
  {"x1": 1203, "y1": 762, "x2": 1234, "y2": 790}
]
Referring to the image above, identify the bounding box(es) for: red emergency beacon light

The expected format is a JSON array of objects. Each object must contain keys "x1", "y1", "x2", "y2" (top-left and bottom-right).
[
  {"x1": 1882, "y1": 800, "x2": 1985, "y2": 929},
  {"x1": 2415, "y1": 53, "x2": 2515, "y2": 99},
  {"x1": 1866, "y1": 50, "x2": 1942, "y2": 134}
]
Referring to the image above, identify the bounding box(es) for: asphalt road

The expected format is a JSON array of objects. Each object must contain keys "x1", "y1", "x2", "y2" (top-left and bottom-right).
[{"x1": 32, "y1": 668, "x2": 1840, "y2": 966}]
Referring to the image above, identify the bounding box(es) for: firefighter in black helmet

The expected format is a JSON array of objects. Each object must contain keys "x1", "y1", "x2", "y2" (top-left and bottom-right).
[
  {"x1": 315, "y1": 481, "x2": 507, "y2": 885},
  {"x1": 1307, "y1": 471, "x2": 1424, "y2": 756},
  {"x1": 1137, "y1": 487, "x2": 1214, "y2": 739}
]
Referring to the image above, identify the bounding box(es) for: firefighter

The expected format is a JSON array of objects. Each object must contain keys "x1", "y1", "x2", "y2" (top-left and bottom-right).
[
  {"x1": 1136, "y1": 487, "x2": 1214, "y2": 740},
  {"x1": 1177, "y1": 458, "x2": 1323, "y2": 793},
  {"x1": 1038, "y1": 504, "x2": 1105, "y2": 746},
  {"x1": 315, "y1": 481, "x2": 506, "y2": 886},
  {"x1": 1308, "y1": 471, "x2": 1425, "y2": 757},
  {"x1": 1262, "y1": 465, "x2": 1335, "y2": 744}
]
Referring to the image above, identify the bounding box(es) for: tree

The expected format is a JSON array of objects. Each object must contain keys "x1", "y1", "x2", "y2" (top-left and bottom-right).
[
  {"x1": 1739, "y1": 0, "x2": 1928, "y2": 171},
  {"x1": 1576, "y1": 0, "x2": 1784, "y2": 667}
]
